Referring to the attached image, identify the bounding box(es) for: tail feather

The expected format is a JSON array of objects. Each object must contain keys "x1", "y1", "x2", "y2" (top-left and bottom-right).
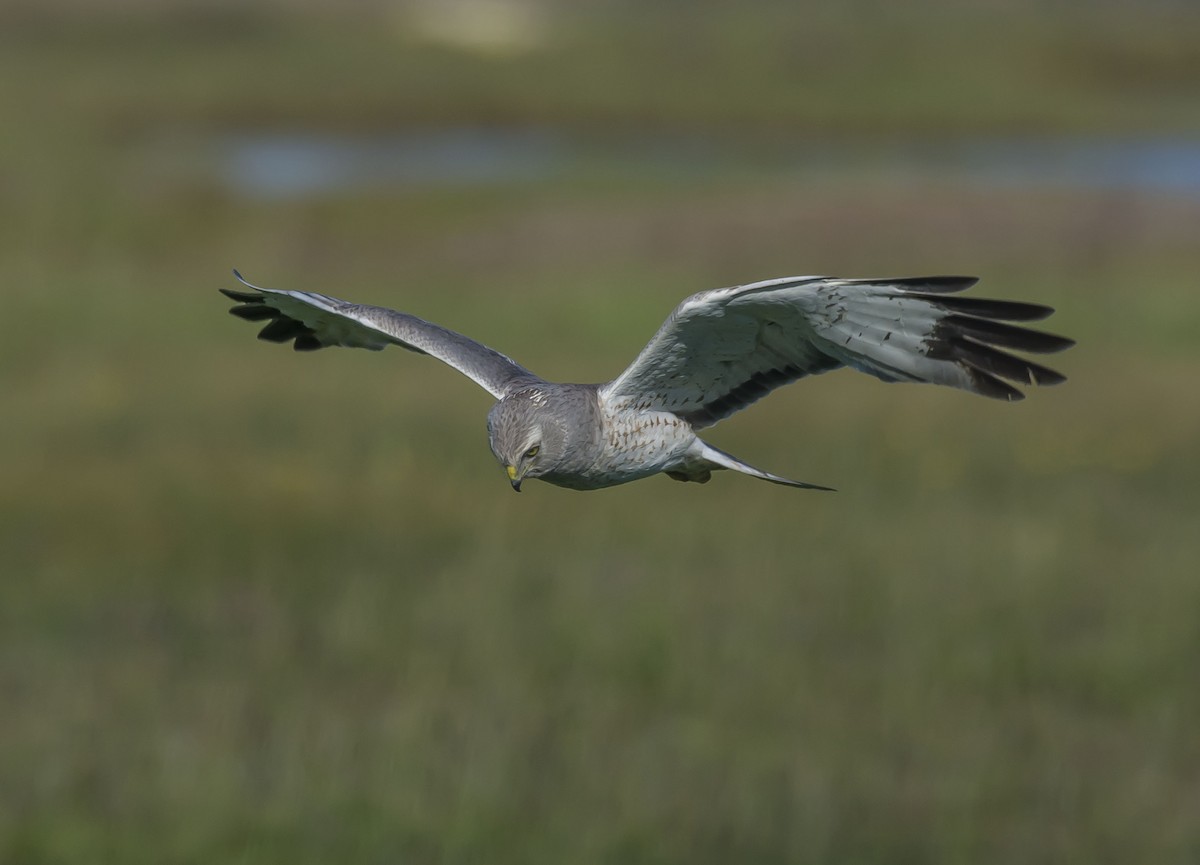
[{"x1": 698, "y1": 441, "x2": 835, "y2": 491}]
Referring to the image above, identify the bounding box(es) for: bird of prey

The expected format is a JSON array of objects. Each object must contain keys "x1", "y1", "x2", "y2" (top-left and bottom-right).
[{"x1": 221, "y1": 271, "x2": 1072, "y2": 492}]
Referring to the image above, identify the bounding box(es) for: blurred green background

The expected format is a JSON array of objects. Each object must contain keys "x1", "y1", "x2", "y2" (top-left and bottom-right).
[{"x1": 3, "y1": 1, "x2": 1199, "y2": 862}]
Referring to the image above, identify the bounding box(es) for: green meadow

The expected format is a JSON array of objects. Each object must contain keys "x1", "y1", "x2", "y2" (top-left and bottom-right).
[{"x1": 2, "y1": 3, "x2": 1198, "y2": 862}]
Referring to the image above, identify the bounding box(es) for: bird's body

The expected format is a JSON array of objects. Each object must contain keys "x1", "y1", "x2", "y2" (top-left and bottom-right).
[
  {"x1": 221, "y1": 272, "x2": 1073, "y2": 492},
  {"x1": 569, "y1": 399, "x2": 699, "y2": 489},
  {"x1": 595, "y1": 407, "x2": 701, "y2": 487}
]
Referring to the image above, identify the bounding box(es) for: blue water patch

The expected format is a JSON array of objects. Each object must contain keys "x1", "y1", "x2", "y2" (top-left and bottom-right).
[
  {"x1": 937, "y1": 138, "x2": 1200, "y2": 195},
  {"x1": 222, "y1": 129, "x2": 565, "y2": 197},
  {"x1": 219, "y1": 130, "x2": 1200, "y2": 200}
]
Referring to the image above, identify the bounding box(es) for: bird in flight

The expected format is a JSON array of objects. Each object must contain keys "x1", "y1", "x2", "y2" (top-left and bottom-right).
[{"x1": 221, "y1": 271, "x2": 1072, "y2": 492}]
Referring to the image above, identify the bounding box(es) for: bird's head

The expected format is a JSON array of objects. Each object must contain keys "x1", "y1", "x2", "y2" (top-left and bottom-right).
[{"x1": 487, "y1": 388, "x2": 566, "y2": 492}]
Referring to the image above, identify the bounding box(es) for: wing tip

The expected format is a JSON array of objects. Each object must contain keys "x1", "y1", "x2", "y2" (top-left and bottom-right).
[
  {"x1": 846, "y1": 275, "x2": 980, "y2": 293},
  {"x1": 793, "y1": 480, "x2": 837, "y2": 491},
  {"x1": 921, "y1": 297, "x2": 1073, "y2": 399},
  {"x1": 965, "y1": 366, "x2": 1055, "y2": 401},
  {"x1": 899, "y1": 275, "x2": 980, "y2": 293},
  {"x1": 221, "y1": 273, "x2": 328, "y2": 352},
  {"x1": 231, "y1": 269, "x2": 267, "y2": 292}
]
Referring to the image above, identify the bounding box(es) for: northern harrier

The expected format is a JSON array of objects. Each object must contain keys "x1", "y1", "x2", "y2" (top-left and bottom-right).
[{"x1": 221, "y1": 271, "x2": 1072, "y2": 491}]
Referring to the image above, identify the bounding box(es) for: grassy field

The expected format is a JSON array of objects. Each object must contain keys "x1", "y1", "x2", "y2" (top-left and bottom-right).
[{"x1": 2, "y1": 3, "x2": 1199, "y2": 863}]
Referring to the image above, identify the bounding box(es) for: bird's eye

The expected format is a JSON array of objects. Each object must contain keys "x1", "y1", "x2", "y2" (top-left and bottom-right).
[{"x1": 525, "y1": 445, "x2": 540, "y2": 459}]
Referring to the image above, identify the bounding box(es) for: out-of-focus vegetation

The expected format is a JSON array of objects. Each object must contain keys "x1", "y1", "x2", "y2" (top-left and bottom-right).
[{"x1": 2, "y1": 2, "x2": 1198, "y2": 863}]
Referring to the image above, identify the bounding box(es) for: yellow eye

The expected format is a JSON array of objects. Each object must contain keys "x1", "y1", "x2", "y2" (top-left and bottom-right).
[{"x1": 525, "y1": 445, "x2": 540, "y2": 459}]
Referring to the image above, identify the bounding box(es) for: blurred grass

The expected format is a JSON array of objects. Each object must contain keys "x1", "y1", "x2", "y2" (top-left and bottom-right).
[
  {"x1": 2, "y1": 2, "x2": 1200, "y2": 863},
  {"x1": 3, "y1": 0, "x2": 1200, "y2": 136}
]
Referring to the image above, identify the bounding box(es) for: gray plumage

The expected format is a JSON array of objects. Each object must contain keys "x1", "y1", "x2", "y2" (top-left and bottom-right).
[{"x1": 221, "y1": 271, "x2": 1073, "y2": 492}]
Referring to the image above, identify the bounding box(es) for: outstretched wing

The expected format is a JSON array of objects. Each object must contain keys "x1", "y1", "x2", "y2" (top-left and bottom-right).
[
  {"x1": 220, "y1": 271, "x2": 541, "y2": 399},
  {"x1": 601, "y1": 275, "x2": 1074, "y2": 429}
]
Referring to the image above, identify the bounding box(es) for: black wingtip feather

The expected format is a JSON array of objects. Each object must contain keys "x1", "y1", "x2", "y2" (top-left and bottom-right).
[
  {"x1": 943, "y1": 336, "x2": 1066, "y2": 386},
  {"x1": 220, "y1": 287, "x2": 262, "y2": 303},
  {"x1": 891, "y1": 275, "x2": 980, "y2": 293},
  {"x1": 968, "y1": 368, "x2": 1026, "y2": 401},
  {"x1": 940, "y1": 314, "x2": 1075, "y2": 354},
  {"x1": 229, "y1": 304, "x2": 276, "y2": 321},
  {"x1": 915, "y1": 293, "x2": 1056, "y2": 322},
  {"x1": 257, "y1": 318, "x2": 308, "y2": 343},
  {"x1": 846, "y1": 275, "x2": 980, "y2": 293}
]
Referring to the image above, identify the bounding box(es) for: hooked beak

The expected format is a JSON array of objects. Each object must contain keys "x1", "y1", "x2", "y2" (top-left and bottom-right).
[{"x1": 506, "y1": 464, "x2": 522, "y2": 492}]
